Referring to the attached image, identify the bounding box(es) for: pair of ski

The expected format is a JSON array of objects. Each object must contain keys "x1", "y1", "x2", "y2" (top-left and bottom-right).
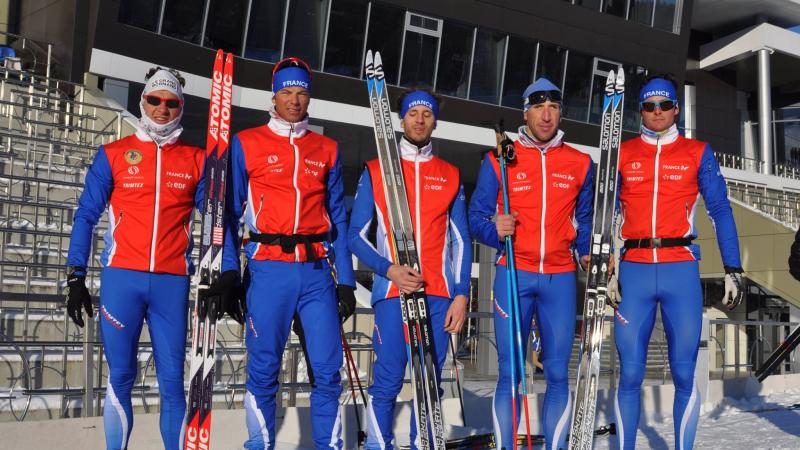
[
  {"x1": 184, "y1": 49, "x2": 234, "y2": 450},
  {"x1": 364, "y1": 50, "x2": 447, "y2": 450},
  {"x1": 568, "y1": 70, "x2": 626, "y2": 450}
]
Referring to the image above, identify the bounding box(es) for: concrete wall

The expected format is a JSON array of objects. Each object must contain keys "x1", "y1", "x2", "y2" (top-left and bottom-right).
[{"x1": 694, "y1": 69, "x2": 744, "y2": 155}]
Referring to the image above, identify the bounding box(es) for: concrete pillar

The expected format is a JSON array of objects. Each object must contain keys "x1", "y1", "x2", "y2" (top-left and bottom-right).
[
  {"x1": 757, "y1": 48, "x2": 773, "y2": 175},
  {"x1": 477, "y1": 243, "x2": 498, "y2": 376}
]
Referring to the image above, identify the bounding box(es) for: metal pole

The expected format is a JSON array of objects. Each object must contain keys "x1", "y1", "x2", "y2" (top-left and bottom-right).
[
  {"x1": 757, "y1": 48, "x2": 773, "y2": 175},
  {"x1": 82, "y1": 314, "x2": 95, "y2": 417}
]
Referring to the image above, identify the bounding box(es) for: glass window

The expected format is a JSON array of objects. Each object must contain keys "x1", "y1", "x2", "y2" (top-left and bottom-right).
[
  {"x1": 161, "y1": 0, "x2": 206, "y2": 44},
  {"x1": 623, "y1": 65, "x2": 648, "y2": 131},
  {"x1": 562, "y1": 50, "x2": 593, "y2": 122},
  {"x1": 284, "y1": 0, "x2": 330, "y2": 69},
  {"x1": 244, "y1": 0, "x2": 286, "y2": 63},
  {"x1": 588, "y1": 59, "x2": 622, "y2": 125},
  {"x1": 629, "y1": 0, "x2": 654, "y2": 26},
  {"x1": 501, "y1": 36, "x2": 536, "y2": 108},
  {"x1": 469, "y1": 30, "x2": 506, "y2": 104},
  {"x1": 399, "y1": 13, "x2": 442, "y2": 88},
  {"x1": 535, "y1": 42, "x2": 566, "y2": 88},
  {"x1": 653, "y1": 0, "x2": 677, "y2": 32},
  {"x1": 118, "y1": 0, "x2": 161, "y2": 32},
  {"x1": 576, "y1": 0, "x2": 601, "y2": 11},
  {"x1": 435, "y1": 22, "x2": 473, "y2": 98},
  {"x1": 203, "y1": 0, "x2": 248, "y2": 54},
  {"x1": 603, "y1": 0, "x2": 628, "y2": 18},
  {"x1": 364, "y1": 2, "x2": 405, "y2": 85},
  {"x1": 323, "y1": 0, "x2": 369, "y2": 78}
]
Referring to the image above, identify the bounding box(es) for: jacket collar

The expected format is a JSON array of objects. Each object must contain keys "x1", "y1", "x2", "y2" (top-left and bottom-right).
[
  {"x1": 399, "y1": 136, "x2": 433, "y2": 162},
  {"x1": 134, "y1": 126, "x2": 182, "y2": 147},
  {"x1": 516, "y1": 126, "x2": 564, "y2": 154},
  {"x1": 640, "y1": 124, "x2": 679, "y2": 145},
  {"x1": 267, "y1": 109, "x2": 309, "y2": 138}
]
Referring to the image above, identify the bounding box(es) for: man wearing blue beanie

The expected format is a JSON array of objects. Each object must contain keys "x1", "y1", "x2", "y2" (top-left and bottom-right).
[
  {"x1": 614, "y1": 73, "x2": 744, "y2": 449},
  {"x1": 469, "y1": 78, "x2": 595, "y2": 449},
  {"x1": 227, "y1": 57, "x2": 357, "y2": 450}
]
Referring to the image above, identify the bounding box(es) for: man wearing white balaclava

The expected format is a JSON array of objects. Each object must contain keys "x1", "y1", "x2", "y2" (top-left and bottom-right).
[{"x1": 65, "y1": 67, "x2": 242, "y2": 450}]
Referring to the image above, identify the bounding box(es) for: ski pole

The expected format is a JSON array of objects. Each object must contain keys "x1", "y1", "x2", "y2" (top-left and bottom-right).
[
  {"x1": 449, "y1": 334, "x2": 466, "y2": 426},
  {"x1": 494, "y1": 123, "x2": 533, "y2": 450},
  {"x1": 341, "y1": 325, "x2": 368, "y2": 445}
]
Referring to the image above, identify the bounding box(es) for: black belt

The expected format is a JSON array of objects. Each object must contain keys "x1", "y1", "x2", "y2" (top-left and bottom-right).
[
  {"x1": 249, "y1": 232, "x2": 328, "y2": 260},
  {"x1": 623, "y1": 237, "x2": 693, "y2": 249}
]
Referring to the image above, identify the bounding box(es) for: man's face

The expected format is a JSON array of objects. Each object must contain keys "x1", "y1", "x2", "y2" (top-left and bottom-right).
[
  {"x1": 272, "y1": 86, "x2": 310, "y2": 123},
  {"x1": 640, "y1": 95, "x2": 679, "y2": 133},
  {"x1": 142, "y1": 89, "x2": 182, "y2": 124},
  {"x1": 524, "y1": 100, "x2": 561, "y2": 142},
  {"x1": 400, "y1": 105, "x2": 436, "y2": 145}
]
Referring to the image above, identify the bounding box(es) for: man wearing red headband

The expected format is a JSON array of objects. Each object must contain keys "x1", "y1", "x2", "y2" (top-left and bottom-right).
[{"x1": 227, "y1": 57, "x2": 356, "y2": 450}]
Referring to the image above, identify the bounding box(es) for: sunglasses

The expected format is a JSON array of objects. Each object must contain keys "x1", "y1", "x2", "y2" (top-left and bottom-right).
[
  {"x1": 640, "y1": 99, "x2": 676, "y2": 112},
  {"x1": 272, "y1": 57, "x2": 312, "y2": 78},
  {"x1": 144, "y1": 95, "x2": 182, "y2": 109},
  {"x1": 527, "y1": 90, "x2": 562, "y2": 106}
]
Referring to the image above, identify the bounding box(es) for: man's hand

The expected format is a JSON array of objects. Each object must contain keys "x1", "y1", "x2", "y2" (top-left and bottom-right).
[
  {"x1": 199, "y1": 270, "x2": 240, "y2": 321},
  {"x1": 607, "y1": 274, "x2": 622, "y2": 309},
  {"x1": 66, "y1": 270, "x2": 92, "y2": 328},
  {"x1": 721, "y1": 267, "x2": 744, "y2": 310},
  {"x1": 580, "y1": 254, "x2": 615, "y2": 274},
  {"x1": 496, "y1": 211, "x2": 519, "y2": 239},
  {"x1": 443, "y1": 295, "x2": 468, "y2": 333},
  {"x1": 386, "y1": 264, "x2": 424, "y2": 294},
  {"x1": 337, "y1": 285, "x2": 357, "y2": 323}
]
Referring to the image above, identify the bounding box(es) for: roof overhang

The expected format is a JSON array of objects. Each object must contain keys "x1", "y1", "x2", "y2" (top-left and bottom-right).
[
  {"x1": 700, "y1": 23, "x2": 800, "y2": 71},
  {"x1": 693, "y1": 0, "x2": 800, "y2": 35}
]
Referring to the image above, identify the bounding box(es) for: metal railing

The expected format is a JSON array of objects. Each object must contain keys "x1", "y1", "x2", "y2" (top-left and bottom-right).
[{"x1": 708, "y1": 319, "x2": 799, "y2": 379}]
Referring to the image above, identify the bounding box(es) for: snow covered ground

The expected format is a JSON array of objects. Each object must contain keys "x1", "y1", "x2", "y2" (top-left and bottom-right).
[{"x1": 591, "y1": 390, "x2": 800, "y2": 450}]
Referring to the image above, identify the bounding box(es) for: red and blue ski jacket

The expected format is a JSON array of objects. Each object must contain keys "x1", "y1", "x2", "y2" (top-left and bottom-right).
[
  {"x1": 67, "y1": 130, "x2": 237, "y2": 275},
  {"x1": 228, "y1": 112, "x2": 355, "y2": 286},
  {"x1": 347, "y1": 138, "x2": 472, "y2": 304},
  {"x1": 617, "y1": 125, "x2": 741, "y2": 266},
  {"x1": 469, "y1": 129, "x2": 595, "y2": 274}
]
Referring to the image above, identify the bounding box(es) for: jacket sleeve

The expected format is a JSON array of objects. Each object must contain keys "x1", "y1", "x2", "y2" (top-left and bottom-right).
[
  {"x1": 468, "y1": 153, "x2": 502, "y2": 250},
  {"x1": 449, "y1": 182, "x2": 472, "y2": 298},
  {"x1": 574, "y1": 160, "x2": 595, "y2": 258},
  {"x1": 698, "y1": 144, "x2": 742, "y2": 269},
  {"x1": 67, "y1": 147, "x2": 113, "y2": 268},
  {"x1": 220, "y1": 136, "x2": 247, "y2": 273},
  {"x1": 325, "y1": 146, "x2": 356, "y2": 287},
  {"x1": 347, "y1": 168, "x2": 393, "y2": 277},
  {"x1": 789, "y1": 227, "x2": 800, "y2": 282}
]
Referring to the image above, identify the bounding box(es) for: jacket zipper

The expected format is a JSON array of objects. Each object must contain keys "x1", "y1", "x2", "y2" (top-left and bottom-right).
[
  {"x1": 539, "y1": 151, "x2": 547, "y2": 273},
  {"x1": 651, "y1": 138, "x2": 662, "y2": 263},
  {"x1": 289, "y1": 123, "x2": 301, "y2": 261},
  {"x1": 415, "y1": 151, "x2": 423, "y2": 274},
  {"x1": 149, "y1": 143, "x2": 163, "y2": 272}
]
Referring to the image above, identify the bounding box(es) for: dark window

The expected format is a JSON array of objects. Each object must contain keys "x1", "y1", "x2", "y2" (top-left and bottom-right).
[
  {"x1": 623, "y1": 65, "x2": 648, "y2": 131},
  {"x1": 576, "y1": 0, "x2": 601, "y2": 11},
  {"x1": 203, "y1": 0, "x2": 248, "y2": 54},
  {"x1": 284, "y1": 0, "x2": 330, "y2": 69},
  {"x1": 501, "y1": 36, "x2": 536, "y2": 108},
  {"x1": 603, "y1": 0, "x2": 628, "y2": 17},
  {"x1": 244, "y1": 0, "x2": 286, "y2": 63},
  {"x1": 653, "y1": 0, "x2": 677, "y2": 32},
  {"x1": 435, "y1": 22, "x2": 473, "y2": 98},
  {"x1": 469, "y1": 30, "x2": 506, "y2": 104},
  {"x1": 364, "y1": 3, "x2": 405, "y2": 85},
  {"x1": 399, "y1": 33, "x2": 438, "y2": 87},
  {"x1": 629, "y1": 0, "x2": 654, "y2": 26},
  {"x1": 562, "y1": 50, "x2": 593, "y2": 122},
  {"x1": 118, "y1": 0, "x2": 161, "y2": 32},
  {"x1": 161, "y1": 0, "x2": 206, "y2": 44},
  {"x1": 588, "y1": 59, "x2": 621, "y2": 125},
  {"x1": 323, "y1": 0, "x2": 369, "y2": 78},
  {"x1": 535, "y1": 42, "x2": 566, "y2": 88}
]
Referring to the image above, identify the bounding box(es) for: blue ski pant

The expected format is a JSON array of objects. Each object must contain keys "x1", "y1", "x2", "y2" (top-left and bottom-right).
[
  {"x1": 493, "y1": 266, "x2": 576, "y2": 450},
  {"x1": 614, "y1": 261, "x2": 703, "y2": 450},
  {"x1": 243, "y1": 259, "x2": 343, "y2": 450},
  {"x1": 99, "y1": 267, "x2": 188, "y2": 450},
  {"x1": 364, "y1": 295, "x2": 451, "y2": 450}
]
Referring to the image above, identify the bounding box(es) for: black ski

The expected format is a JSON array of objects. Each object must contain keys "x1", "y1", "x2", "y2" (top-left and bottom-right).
[{"x1": 756, "y1": 325, "x2": 800, "y2": 382}]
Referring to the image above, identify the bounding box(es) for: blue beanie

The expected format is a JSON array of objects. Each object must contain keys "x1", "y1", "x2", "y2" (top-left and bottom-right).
[
  {"x1": 523, "y1": 78, "x2": 561, "y2": 110},
  {"x1": 272, "y1": 66, "x2": 311, "y2": 94},
  {"x1": 399, "y1": 90, "x2": 439, "y2": 119},
  {"x1": 639, "y1": 78, "x2": 677, "y2": 104}
]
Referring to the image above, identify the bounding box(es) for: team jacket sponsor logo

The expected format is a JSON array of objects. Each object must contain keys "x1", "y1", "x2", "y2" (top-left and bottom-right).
[
  {"x1": 424, "y1": 174, "x2": 448, "y2": 191},
  {"x1": 125, "y1": 149, "x2": 143, "y2": 165},
  {"x1": 128, "y1": 166, "x2": 140, "y2": 175},
  {"x1": 101, "y1": 305, "x2": 125, "y2": 330},
  {"x1": 304, "y1": 158, "x2": 326, "y2": 177},
  {"x1": 662, "y1": 164, "x2": 689, "y2": 171}
]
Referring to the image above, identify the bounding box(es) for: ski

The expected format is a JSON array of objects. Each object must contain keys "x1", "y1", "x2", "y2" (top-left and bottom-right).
[
  {"x1": 568, "y1": 69, "x2": 625, "y2": 450},
  {"x1": 184, "y1": 49, "x2": 234, "y2": 450},
  {"x1": 364, "y1": 50, "x2": 446, "y2": 450},
  {"x1": 401, "y1": 424, "x2": 616, "y2": 450},
  {"x1": 756, "y1": 325, "x2": 800, "y2": 382}
]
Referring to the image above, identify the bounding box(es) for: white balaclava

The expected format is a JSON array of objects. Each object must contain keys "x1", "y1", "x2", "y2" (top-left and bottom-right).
[{"x1": 139, "y1": 68, "x2": 184, "y2": 144}]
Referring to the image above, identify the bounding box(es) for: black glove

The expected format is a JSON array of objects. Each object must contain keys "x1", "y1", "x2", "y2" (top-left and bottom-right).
[
  {"x1": 66, "y1": 269, "x2": 92, "y2": 328},
  {"x1": 337, "y1": 285, "x2": 357, "y2": 323},
  {"x1": 226, "y1": 282, "x2": 248, "y2": 325},
  {"x1": 789, "y1": 228, "x2": 800, "y2": 282},
  {"x1": 198, "y1": 270, "x2": 240, "y2": 321}
]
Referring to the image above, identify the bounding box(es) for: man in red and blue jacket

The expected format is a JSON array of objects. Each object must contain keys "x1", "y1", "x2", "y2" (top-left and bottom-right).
[
  {"x1": 347, "y1": 89, "x2": 471, "y2": 449},
  {"x1": 65, "y1": 68, "x2": 240, "y2": 450},
  {"x1": 227, "y1": 57, "x2": 356, "y2": 450},
  {"x1": 469, "y1": 78, "x2": 595, "y2": 450},
  {"x1": 613, "y1": 74, "x2": 744, "y2": 450}
]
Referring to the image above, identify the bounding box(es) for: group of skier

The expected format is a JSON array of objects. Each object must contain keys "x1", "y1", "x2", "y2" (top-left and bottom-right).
[{"x1": 65, "y1": 53, "x2": 745, "y2": 450}]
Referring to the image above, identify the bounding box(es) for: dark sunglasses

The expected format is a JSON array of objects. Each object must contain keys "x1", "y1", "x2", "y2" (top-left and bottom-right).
[
  {"x1": 272, "y1": 57, "x2": 312, "y2": 78},
  {"x1": 144, "y1": 95, "x2": 182, "y2": 109},
  {"x1": 527, "y1": 90, "x2": 562, "y2": 106},
  {"x1": 640, "y1": 99, "x2": 676, "y2": 112}
]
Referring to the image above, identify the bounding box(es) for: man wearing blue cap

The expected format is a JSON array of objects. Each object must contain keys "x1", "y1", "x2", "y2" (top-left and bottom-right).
[
  {"x1": 227, "y1": 57, "x2": 357, "y2": 450},
  {"x1": 348, "y1": 87, "x2": 471, "y2": 449},
  {"x1": 469, "y1": 78, "x2": 595, "y2": 449},
  {"x1": 614, "y1": 73, "x2": 744, "y2": 449}
]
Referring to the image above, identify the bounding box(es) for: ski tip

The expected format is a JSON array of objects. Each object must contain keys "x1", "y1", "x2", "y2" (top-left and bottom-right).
[
  {"x1": 225, "y1": 51, "x2": 234, "y2": 65},
  {"x1": 374, "y1": 52, "x2": 384, "y2": 80},
  {"x1": 215, "y1": 48, "x2": 223, "y2": 61},
  {"x1": 616, "y1": 69, "x2": 626, "y2": 93},
  {"x1": 604, "y1": 70, "x2": 615, "y2": 96}
]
